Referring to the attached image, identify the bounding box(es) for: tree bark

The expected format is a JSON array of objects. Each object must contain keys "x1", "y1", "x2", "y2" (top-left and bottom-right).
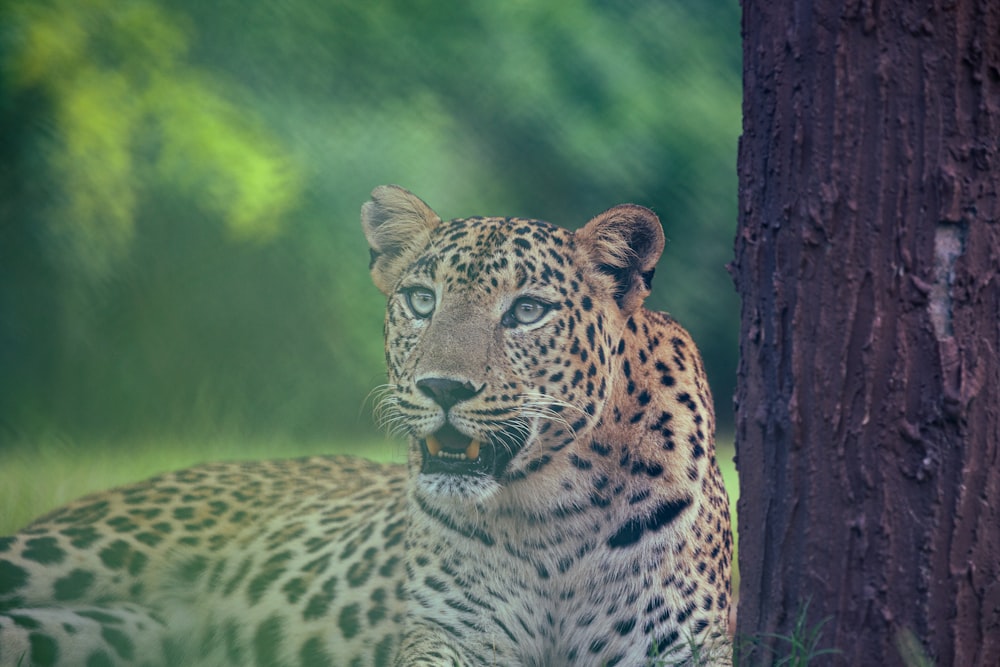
[{"x1": 734, "y1": 1, "x2": 999, "y2": 665}]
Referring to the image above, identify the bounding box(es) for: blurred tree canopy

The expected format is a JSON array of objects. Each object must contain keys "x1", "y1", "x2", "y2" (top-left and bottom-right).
[{"x1": 0, "y1": 0, "x2": 740, "y2": 444}]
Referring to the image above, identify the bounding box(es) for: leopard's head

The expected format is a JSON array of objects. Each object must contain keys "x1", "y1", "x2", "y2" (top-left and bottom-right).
[{"x1": 363, "y1": 185, "x2": 664, "y2": 501}]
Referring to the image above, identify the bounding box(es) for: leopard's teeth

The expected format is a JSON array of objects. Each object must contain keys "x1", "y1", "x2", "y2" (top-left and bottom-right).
[
  {"x1": 465, "y1": 440, "x2": 480, "y2": 460},
  {"x1": 424, "y1": 437, "x2": 481, "y2": 461}
]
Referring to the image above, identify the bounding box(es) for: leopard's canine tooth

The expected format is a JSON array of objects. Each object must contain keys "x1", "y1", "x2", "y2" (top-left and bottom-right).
[
  {"x1": 425, "y1": 435, "x2": 442, "y2": 455},
  {"x1": 465, "y1": 440, "x2": 480, "y2": 460}
]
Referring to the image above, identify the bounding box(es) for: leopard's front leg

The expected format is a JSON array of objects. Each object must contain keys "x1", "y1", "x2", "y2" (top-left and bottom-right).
[{"x1": 393, "y1": 620, "x2": 470, "y2": 667}]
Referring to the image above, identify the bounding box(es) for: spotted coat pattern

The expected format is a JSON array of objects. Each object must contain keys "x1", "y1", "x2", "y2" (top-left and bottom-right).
[{"x1": 0, "y1": 186, "x2": 731, "y2": 666}]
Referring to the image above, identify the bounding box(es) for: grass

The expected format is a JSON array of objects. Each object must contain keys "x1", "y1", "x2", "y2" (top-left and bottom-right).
[
  {"x1": 0, "y1": 434, "x2": 405, "y2": 533},
  {"x1": 734, "y1": 600, "x2": 840, "y2": 666}
]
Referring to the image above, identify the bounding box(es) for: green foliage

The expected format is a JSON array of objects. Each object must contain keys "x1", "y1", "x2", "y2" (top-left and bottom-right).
[
  {"x1": 5, "y1": 0, "x2": 300, "y2": 278},
  {"x1": 646, "y1": 623, "x2": 733, "y2": 666},
  {"x1": 0, "y1": 0, "x2": 740, "y2": 442},
  {"x1": 735, "y1": 600, "x2": 841, "y2": 666},
  {"x1": 896, "y1": 628, "x2": 936, "y2": 667}
]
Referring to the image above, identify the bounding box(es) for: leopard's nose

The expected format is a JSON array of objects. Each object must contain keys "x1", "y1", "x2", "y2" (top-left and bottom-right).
[{"x1": 416, "y1": 377, "x2": 482, "y2": 411}]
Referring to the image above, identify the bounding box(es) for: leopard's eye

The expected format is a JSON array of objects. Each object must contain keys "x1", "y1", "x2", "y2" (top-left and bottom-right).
[
  {"x1": 504, "y1": 297, "x2": 551, "y2": 327},
  {"x1": 404, "y1": 287, "x2": 436, "y2": 318}
]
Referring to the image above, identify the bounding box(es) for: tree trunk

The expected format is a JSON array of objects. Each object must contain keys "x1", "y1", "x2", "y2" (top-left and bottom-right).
[{"x1": 733, "y1": 0, "x2": 1000, "y2": 665}]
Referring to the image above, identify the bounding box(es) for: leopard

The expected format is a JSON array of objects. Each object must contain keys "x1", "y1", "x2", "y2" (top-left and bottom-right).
[{"x1": 0, "y1": 185, "x2": 732, "y2": 666}]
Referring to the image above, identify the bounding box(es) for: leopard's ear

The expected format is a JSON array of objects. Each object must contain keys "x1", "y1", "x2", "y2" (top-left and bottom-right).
[
  {"x1": 575, "y1": 204, "x2": 665, "y2": 314},
  {"x1": 361, "y1": 185, "x2": 441, "y2": 295}
]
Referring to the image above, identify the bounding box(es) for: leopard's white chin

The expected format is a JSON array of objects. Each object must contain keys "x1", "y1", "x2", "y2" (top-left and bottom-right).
[{"x1": 415, "y1": 471, "x2": 501, "y2": 503}]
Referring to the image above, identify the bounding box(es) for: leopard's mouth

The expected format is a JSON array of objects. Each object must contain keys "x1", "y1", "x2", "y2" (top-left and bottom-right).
[{"x1": 419, "y1": 423, "x2": 523, "y2": 477}]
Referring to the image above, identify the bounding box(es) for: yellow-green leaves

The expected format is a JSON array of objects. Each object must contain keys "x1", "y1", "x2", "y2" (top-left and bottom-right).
[
  {"x1": 152, "y1": 75, "x2": 300, "y2": 242},
  {"x1": 5, "y1": 0, "x2": 301, "y2": 276}
]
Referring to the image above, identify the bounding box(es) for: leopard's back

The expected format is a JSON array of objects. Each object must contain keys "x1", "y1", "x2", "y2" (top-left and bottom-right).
[{"x1": 1, "y1": 456, "x2": 409, "y2": 666}]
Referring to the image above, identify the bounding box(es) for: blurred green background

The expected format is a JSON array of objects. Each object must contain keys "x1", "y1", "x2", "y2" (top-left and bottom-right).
[{"x1": 0, "y1": 1, "x2": 739, "y2": 465}]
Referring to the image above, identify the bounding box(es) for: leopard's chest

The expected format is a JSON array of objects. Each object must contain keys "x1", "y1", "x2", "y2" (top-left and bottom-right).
[{"x1": 403, "y1": 500, "x2": 674, "y2": 666}]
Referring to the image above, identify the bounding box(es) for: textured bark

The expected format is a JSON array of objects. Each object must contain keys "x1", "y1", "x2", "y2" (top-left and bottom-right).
[{"x1": 734, "y1": 1, "x2": 1000, "y2": 665}]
